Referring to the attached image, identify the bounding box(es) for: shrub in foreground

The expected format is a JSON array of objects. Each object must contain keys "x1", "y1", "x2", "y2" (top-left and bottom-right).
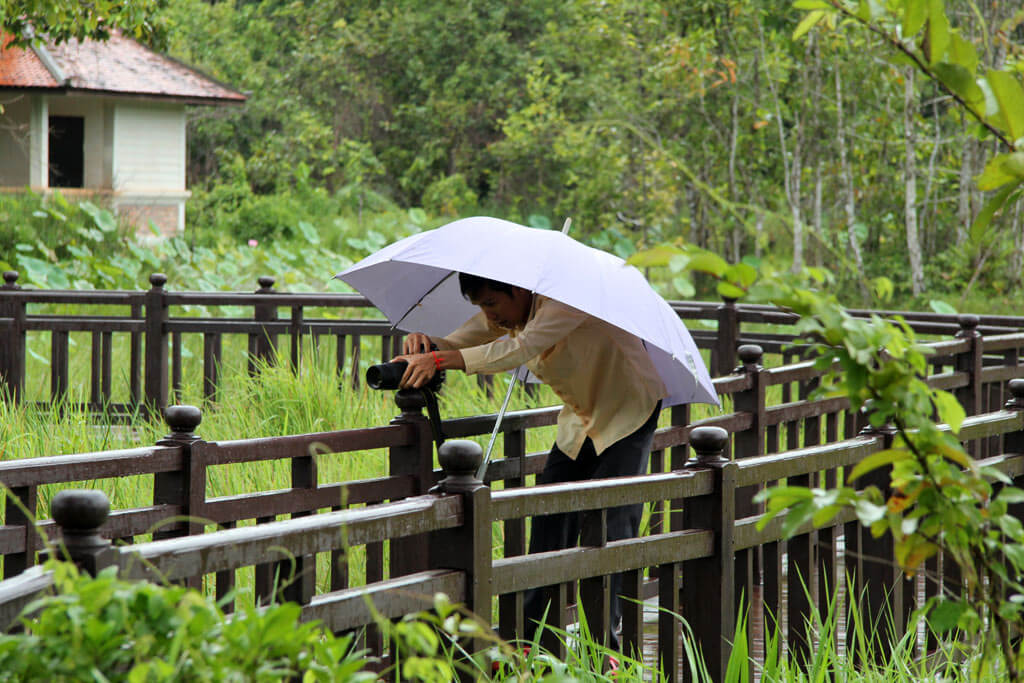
[{"x1": 0, "y1": 562, "x2": 374, "y2": 682}]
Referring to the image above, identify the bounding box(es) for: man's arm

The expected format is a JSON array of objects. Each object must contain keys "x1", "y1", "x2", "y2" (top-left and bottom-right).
[{"x1": 459, "y1": 299, "x2": 587, "y2": 374}]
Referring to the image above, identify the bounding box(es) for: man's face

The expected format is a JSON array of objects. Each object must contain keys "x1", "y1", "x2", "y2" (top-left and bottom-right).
[{"x1": 470, "y1": 285, "x2": 532, "y2": 329}]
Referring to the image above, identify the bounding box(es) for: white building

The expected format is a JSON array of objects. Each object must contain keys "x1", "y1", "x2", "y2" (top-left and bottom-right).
[{"x1": 0, "y1": 32, "x2": 245, "y2": 236}]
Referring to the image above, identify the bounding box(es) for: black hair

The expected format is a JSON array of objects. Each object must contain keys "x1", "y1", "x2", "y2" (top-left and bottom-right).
[{"x1": 458, "y1": 272, "x2": 519, "y2": 301}]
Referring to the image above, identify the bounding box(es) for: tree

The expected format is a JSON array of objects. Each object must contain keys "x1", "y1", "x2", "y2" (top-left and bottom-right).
[{"x1": 0, "y1": 0, "x2": 166, "y2": 46}]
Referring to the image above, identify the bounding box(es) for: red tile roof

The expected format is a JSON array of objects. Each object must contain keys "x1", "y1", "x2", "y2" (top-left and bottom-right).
[
  {"x1": 0, "y1": 32, "x2": 245, "y2": 104},
  {"x1": 0, "y1": 36, "x2": 58, "y2": 87}
]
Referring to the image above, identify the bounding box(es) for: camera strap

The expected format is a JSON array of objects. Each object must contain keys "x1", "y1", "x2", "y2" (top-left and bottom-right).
[{"x1": 420, "y1": 388, "x2": 445, "y2": 452}]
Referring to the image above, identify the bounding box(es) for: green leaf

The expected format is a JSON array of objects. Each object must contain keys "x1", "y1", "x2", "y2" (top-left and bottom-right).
[
  {"x1": 725, "y1": 262, "x2": 758, "y2": 288},
  {"x1": 925, "y1": 0, "x2": 950, "y2": 65},
  {"x1": 932, "y1": 389, "x2": 965, "y2": 433},
  {"x1": 627, "y1": 244, "x2": 684, "y2": 268},
  {"x1": 970, "y1": 183, "x2": 1019, "y2": 237},
  {"x1": 297, "y1": 220, "x2": 321, "y2": 245},
  {"x1": 996, "y1": 488, "x2": 1024, "y2": 505},
  {"x1": 987, "y1": 70, "x2": 1024, "y2": 141},
  {"x1": 686, "y1": 251, "x2": 729, "y2": 277},
  {"x1": 976, "y1": 154, "x2": 1020, "y2": 191},
  {"x1": 933, "y1": 63, "x2": 983, "y2": 105},
  {"x1": 672, "y1": 276, "x2": 695, "y2": 298},
  {"x1": 948, "y1": 31, "x2": 979, "y2": 74},
  {"x1": 902, "y1": 0, "x2": 928, "y2": 38},
  {"x1": 929, "y1": 299, "x2": 957, "y2": 315},
  {"x1": 793, "y1": 10, "x2": 825, "y2": 40},
  {"x1": 793, "y1": 0, "x2": 831, "y2": 8},
  {"x1": 717, "y1": 281, "x2": 748, "y2": 299},
  {"x1": 848, "y1": 448, "x2": 911, "y2": 482},
  {"x1": 929, "y1": 599, "x2": 967, "y2": 633}
]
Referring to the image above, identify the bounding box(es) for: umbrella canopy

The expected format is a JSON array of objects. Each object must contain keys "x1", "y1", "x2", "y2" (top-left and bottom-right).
[{"x1": 337, "y1": 216, "x2": 719, "y2": 407}]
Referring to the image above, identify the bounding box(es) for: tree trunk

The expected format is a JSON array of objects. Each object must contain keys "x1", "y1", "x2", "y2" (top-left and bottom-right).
[
  {"x1": 835, "y1": 62, "x2": 869, "y2": 302},
  {"x1": 1012, "y1": 198, "x2": 1024, "y2": 285},
  {"x1": 903, "y1": 67, "x2": 925, "y2": 296},
  {"x1": 759, "y1": 17, "x2": 803, "y2": 272},
  {"x1": 957, "y1": 133, "x2": 973, "y2": 246}
]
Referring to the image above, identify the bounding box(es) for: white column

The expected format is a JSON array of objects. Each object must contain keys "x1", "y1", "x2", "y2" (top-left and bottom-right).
[{"x1": 28, "y1": 95, "x2": 48, "y2": 189}]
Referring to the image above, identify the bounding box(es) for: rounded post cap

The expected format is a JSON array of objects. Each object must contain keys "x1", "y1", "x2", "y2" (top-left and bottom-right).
[
  {"x1": 1007, "y1": 379, "x2": 1024, "y2": 409},
  {"x1": 737, "y1": 344, "x2": 763, "y2": 365},
  {"x1": 149, "y1": 273, "x2": 167, "y2": 288},
  {"x1": 2, "y1": 270, "x2": 18, "y2": 286},
  {"x1": 394, "y1": 388, "x2": 426, "y2": 413},
  {"x1": 438, "y1": 440, "x2": 483, "y2": 478},
  {"x1": 51, "y1": 489, "x2": 110, "y2": 532},
  {"x1": 957, "y1": 314, "x2": 979, "y2": 330},
  {"x1": 257, "y1": 276, "x2": 276, "y2": 290},
  {"x1": 164, "y1": 405, "x2": 202, "y2": 433},
  {"x1": 690, "y1": 426, "x2": 729, "y2": 462}
]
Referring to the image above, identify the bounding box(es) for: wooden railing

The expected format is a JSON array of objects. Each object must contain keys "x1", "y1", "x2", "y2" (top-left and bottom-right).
[
  {"x1": 4, "y1": 386, "x2": 1024, "y2": 680},
  {"x1": 2, "y1": 319, "x2": 1024, "y2": 678},
  {"x1": 3, "y1": 270, "x2": 1023, "y2": 414}
]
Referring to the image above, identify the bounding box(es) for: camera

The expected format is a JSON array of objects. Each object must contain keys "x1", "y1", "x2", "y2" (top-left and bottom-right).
[
  {"x1": 366, "y1": 344, "x2": 447, "y2": 450},
  {"x1": 366, "y1": 345, "x2": 445, "y2": 392}
]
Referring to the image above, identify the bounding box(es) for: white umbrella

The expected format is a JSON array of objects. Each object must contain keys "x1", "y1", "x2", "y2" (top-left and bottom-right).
[{"x1": 337, "y1": 216, "x2": 719, "y2": 408}]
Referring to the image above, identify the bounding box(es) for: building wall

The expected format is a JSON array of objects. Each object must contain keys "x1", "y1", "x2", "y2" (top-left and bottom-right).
[
  {"x1": 1, "y1": 93, "x2": 190, "y2": 235},
  {"x1": 47, "y1": 94, "x2": 108, "y2": 188},
  {"x1": 0, "y1": 96, "x2": 32, "y2": 186},
  {"x1": 112, "y1": 101, "x2": 185, "y2": 192}
]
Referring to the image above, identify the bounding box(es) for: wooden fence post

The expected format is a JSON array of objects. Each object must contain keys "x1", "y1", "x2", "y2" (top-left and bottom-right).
[
  {"x1": 681, "y1": 426, "x2": 736, "y2": 683},
  {"x1": 152, "y1": 406, "x2": 204, "y2": 540},
  {"x1": 731, "y1": 344, "x2": 765, "y2": 669},
  {"x1": 954, "y1": 314, "x2": 983, "y2": 420},
  {"x1": 847, "y1": 412, "x2": 914, "y2": 663},
  {"x1": 144, "y1": 273, "x2": 169, "y2": 414},
  {"x1": 714, "y1": 297, "x2": 739, "y2": 377},
  {"x1": 388, "y1": 390, "x2": 437, "y2": 578},
  {"x1": 251, "y1": 276, "x2": 278, "y2": 372},
  {"x1": 1, "y1": 271, "x2": 25, "y2": 402},
  {"x1": 428, "y1": 439, "x2": 492, "y2": 680},
  {"x1": 1004, "y1": 380, "x2": 1024, "y2": 520},
  {"x1": 47, "y1": 489, "x2": 115, "y2": 576}
]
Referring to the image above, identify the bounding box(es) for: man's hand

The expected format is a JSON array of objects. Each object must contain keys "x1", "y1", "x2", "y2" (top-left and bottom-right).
[
  {"x1": 393, "y1": 347, "x2": 466, "y2": 388},
  {"x1": 403, "y1": 333, "x2": 432, "y2": 355},
  {"x1": 394, "y1": 353, "x2": 437, "y2": 389}
]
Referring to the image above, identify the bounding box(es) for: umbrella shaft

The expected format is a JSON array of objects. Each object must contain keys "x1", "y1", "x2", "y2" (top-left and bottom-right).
[{"x1": 477, "y1": 370, "x2": 520, "y2": 481}]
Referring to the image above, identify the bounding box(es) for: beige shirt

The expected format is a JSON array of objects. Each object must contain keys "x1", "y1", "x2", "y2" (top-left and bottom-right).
[{"x1": 431, "y1": 295, "x2": 666, "y2": 459}]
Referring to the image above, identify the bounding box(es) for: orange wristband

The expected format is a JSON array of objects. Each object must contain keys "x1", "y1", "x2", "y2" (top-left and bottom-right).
[{"x1": 431, "y1": 351, "x2": 442, "y2": 370}]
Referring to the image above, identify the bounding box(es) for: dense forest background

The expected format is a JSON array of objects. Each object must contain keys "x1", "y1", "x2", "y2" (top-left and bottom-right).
[{"x1": 10, "y1": 1, "x2": 1024, "y2": 311}]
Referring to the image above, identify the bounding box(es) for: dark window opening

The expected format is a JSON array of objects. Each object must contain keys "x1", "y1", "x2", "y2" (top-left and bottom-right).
[{"x1": 48, "y1": 116, "x2": 84, "y2": 188}]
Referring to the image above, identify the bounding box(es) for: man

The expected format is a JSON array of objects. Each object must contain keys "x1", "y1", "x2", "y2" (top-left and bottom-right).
[{"x1": 394, "y1": 272, "x2": 666, "y2": 647}]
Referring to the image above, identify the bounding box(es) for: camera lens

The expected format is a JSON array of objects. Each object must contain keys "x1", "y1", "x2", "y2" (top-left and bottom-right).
[{"x1": 366, "y1": 360, "x2": 408, "y2": 390}]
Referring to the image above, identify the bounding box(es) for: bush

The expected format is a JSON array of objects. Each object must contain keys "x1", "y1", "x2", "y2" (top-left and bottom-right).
[
  {"x1": 0, "y1": 562, "x2": 374, "y2": 682},
  {"x1": 421, "y1": 174, "x2": 478, "y2": 217}
]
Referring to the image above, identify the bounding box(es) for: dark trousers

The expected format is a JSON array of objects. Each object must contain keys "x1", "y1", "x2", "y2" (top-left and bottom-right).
[{"x1": 523, "y1": 403, "x2": 660, "y2": 648}]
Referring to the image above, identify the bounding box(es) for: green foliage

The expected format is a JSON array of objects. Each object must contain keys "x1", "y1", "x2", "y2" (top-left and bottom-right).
[
  {"x1": 799, "y1": 0, "x2": 1024, "y2": 228},
  {"x1": 633, "y1": 240, "x2": 1024, "y2": 680},
  {"x1": 0, "y1": 191, "x2": 136, "y2": 289},
  {"x1": 0, "y1": 561, "x2": 373, "y2": 682},
  {"x1": 0, "y1": 0, "x2": 166, "y2": 47},
  {"x1": 422, "y1": 174, "x2": 479, "y2": 217}
]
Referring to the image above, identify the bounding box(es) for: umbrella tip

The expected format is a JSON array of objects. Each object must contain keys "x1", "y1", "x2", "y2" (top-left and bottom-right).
[{"x1": 561, "y1": 217, "x2": 572, "y2": 234}]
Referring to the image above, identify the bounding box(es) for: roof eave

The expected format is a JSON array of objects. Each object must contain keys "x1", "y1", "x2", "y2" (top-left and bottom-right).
[{"x1": 0, "y1": 85, "x2": 246, "y2": 106}]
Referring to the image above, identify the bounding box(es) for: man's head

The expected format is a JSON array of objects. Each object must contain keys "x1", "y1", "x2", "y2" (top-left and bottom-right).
[{"x1": 458, "y1": 273, "x2": 532, "y2": 329}]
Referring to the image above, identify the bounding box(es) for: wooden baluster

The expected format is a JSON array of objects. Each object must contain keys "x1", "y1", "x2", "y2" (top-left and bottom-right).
[
  {"x1": 203, "y1": 333, "x2": 222, "y2": 402},
  {"x1": 498, "y1": 425, "x2": 527, "y2": 642},
  {"x1": 681, "y1": 426, "x2": 735, "y2": 683},
  {"x1": 50, "y1": 330, "x2": 69, "y2": 404},
  {"x1": 1, "y1": 271, "x2": 25, "y2": 402}
]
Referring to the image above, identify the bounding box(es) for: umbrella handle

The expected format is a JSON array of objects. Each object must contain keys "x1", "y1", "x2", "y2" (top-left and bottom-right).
[{"x1": 476, "y1": 368, "x2": 521, "y2": 481}]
